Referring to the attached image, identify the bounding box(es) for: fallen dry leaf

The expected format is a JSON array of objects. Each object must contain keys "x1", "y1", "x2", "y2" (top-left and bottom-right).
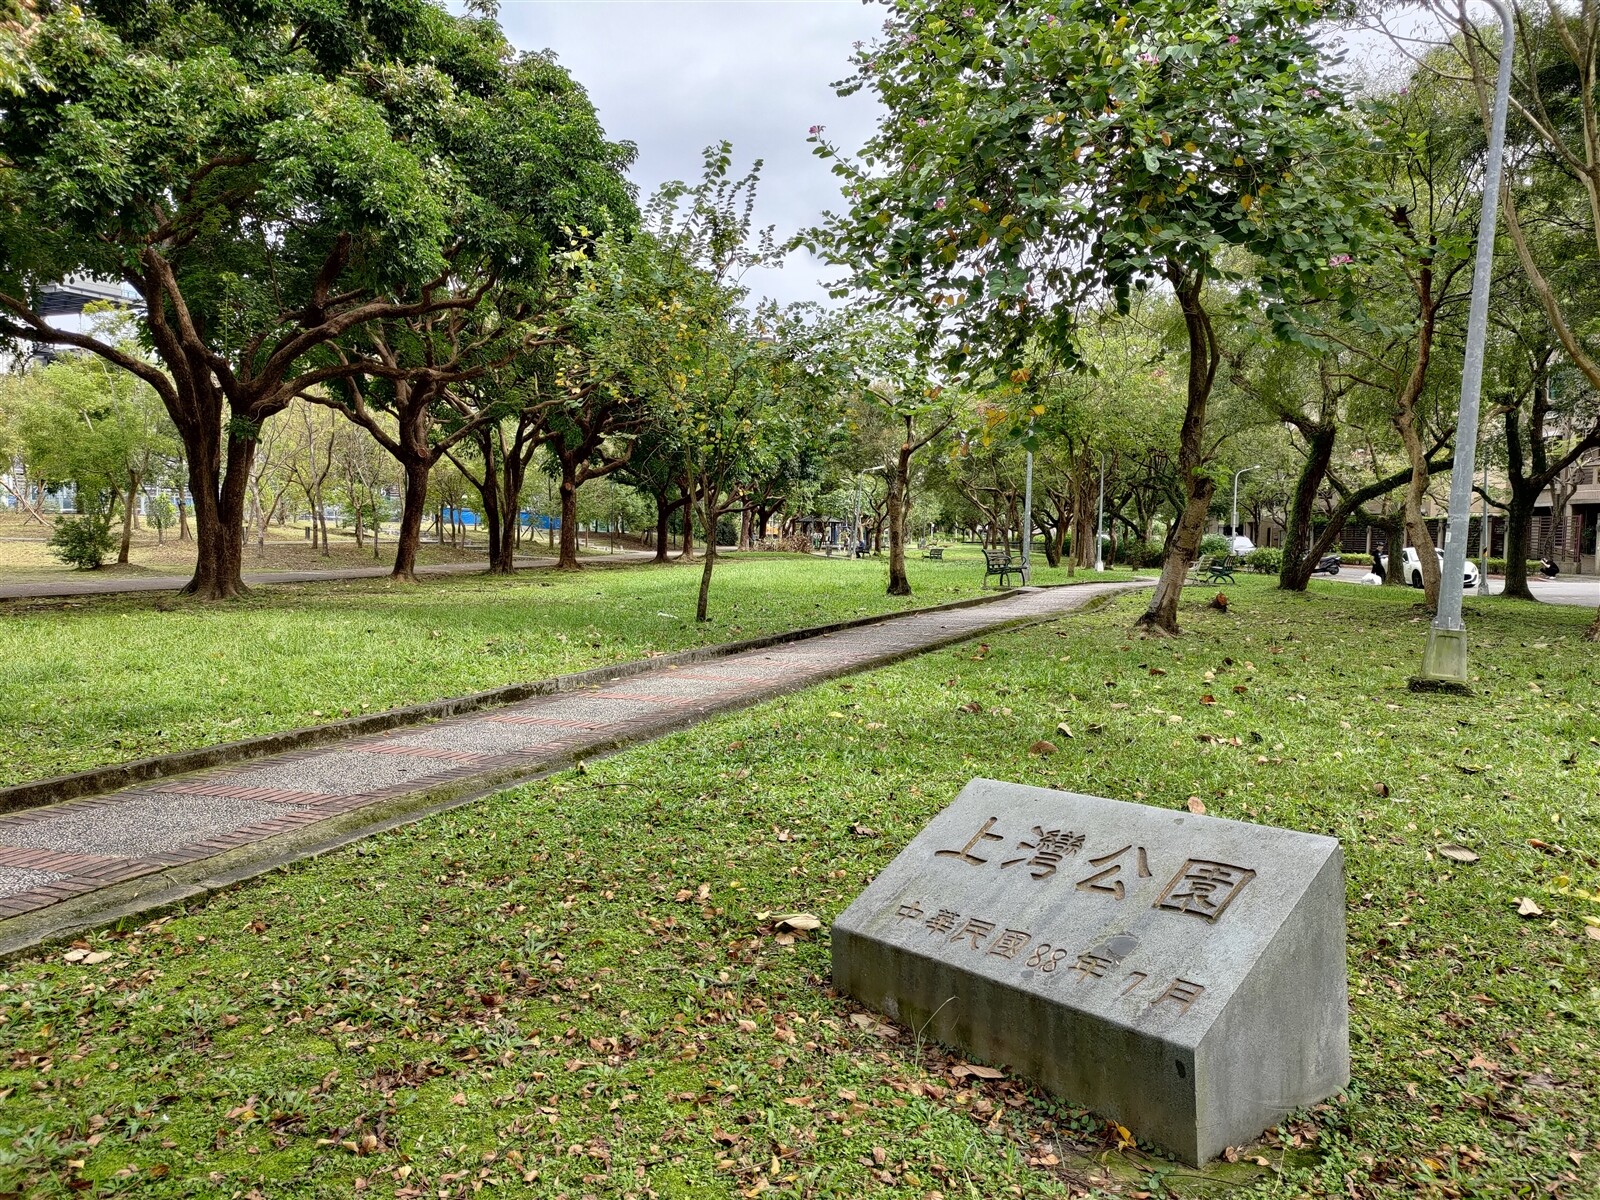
[
  {"x1": 952, "y1": 1062, "x2": 1004, "y2": 1080},
  {"x1": 1438, "y1": 845, "x2": 1479, "y2": 864},
  {"x1": 1029, "y1": 740, "x2": 1057, "y2": 756},
  {"x1": 1186, "y1": 796, "x2": 1207, "y2": 815},
  {"x1": 1515, "y1": 897, "x2": 1544, "y2": 918},
  {"x1": 772, "y1": 913, "x2": 822, "y2": 932}
]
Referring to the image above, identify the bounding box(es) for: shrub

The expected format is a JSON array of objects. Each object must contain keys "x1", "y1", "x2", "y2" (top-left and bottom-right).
[
  {"x1": 1486, "y1": 558, "x2": 1543, "y2": 575},
  {"x1": 48, "y1": 515, "x2": 116, "y2": 570},
  {"x1": 1245, "y1": 546, "x2": 1284, "y2": 573},
  {"x1": 1113, "y1": 539, "x2": 1164, "y2": 568},
  {"x1": 147, "y1": 494, "x2": 177, "y2": 534},
  {"x1": 1199, "y1": 534, "x2": 1231, "y2": 558},
  {"x1": 1342, "y1": 552, "x2": 1372, "y2": 566}
]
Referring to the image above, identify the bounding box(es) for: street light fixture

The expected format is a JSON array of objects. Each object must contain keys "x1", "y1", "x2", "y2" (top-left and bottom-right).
[
  {"x1": 1231, "y1": 465, "x2": 1261, "y2": 550},
  {"x1": 1417, "y1": 0, "x2": 1515, "y2": 691},
  {"x1": 1094, "y1": 451, "x2": 1106, "y2": 572}
]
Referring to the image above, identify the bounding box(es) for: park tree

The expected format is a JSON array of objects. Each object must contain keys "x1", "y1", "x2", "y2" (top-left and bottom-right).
[
  {"x1": 834, "y1": 316, "x2": 955, "y2": 594},
  {"x1": 4, "y1": 333, "x2": 179, "y2": 564},
  {"x1": 0, "y1": 1, "x2": 633, "y2": 598},
  {"x1": 812, "y1": 0, "x2": 1379, "y2": 633}
]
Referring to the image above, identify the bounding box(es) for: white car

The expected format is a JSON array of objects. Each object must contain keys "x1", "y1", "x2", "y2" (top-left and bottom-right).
[
  {"x1": 1229, "y1": 535, "x2": 1255, "y2": 555},
  {"x1": 1374, "y1": 547, "x2": 1479, "y2": 590}
]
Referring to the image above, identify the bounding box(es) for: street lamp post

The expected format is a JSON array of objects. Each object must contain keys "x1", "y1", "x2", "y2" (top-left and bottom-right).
[
  {"x1": 1418, "y1": 0, "x2": 1516, "y2": 691},
  {"x1": 1231, "y1": 465, "x2": 1261, "y2": 550},
  {"x1": 1094, "y1": 452, "x2": 1106, "y2": 572},
  {"x1": 1021, "y1": 441, "x2": 1034, "y2": 584}
]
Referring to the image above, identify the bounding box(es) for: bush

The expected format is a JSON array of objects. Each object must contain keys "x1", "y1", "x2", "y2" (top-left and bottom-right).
[
  {"x1": 1199, "y1": 534, "x2": 1231, "y2": 558},
  {"x1": 1113, "y1": 539, "x2": 1164, "y2": 568},
  {"x1": 48, "y1": 514, "x2": 116, "y2": 569},
  {"x1": 1245, "y1": 546, "x2": 1284, "y2": 573},
  {"x1": 1486, "y1": 558, "x2": 1543, "y2": 576},
  {"x1": 147, "y1": 493, "x2": 177, "y2": 534},
  {"x1": 1342, "y1": 552, "x2": 1372, "y2": 566}
]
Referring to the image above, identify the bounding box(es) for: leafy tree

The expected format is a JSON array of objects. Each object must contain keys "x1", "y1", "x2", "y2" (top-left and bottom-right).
[
  {"x1": 812, "y1": 0, "x2": 1380, "y2": 632},
  {"x1": 0, "y1": 2, "x2": 633, "y2": 598},
  {"x1": 47, "y1": 513, "x2": 115, "y2": 570}
]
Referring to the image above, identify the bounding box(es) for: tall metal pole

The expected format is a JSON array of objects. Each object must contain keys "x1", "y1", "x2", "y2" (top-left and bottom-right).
[
  {"x1": 1231, "y1": 465, "x2": 1261, "y2": 549},
  {"x1": 1094, "y1": 452, "x2": 1106, "y2": 572},
  {"x1": 1021, "y1": 442, "x2": 1034, "y2": 583},
  {"x1": 1418, "y1": 0, "x2": 1515, "y2": 689}
]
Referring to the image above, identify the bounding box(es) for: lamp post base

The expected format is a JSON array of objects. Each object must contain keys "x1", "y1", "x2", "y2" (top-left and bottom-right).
[{"x1": 1410, "y1": 626, "x2": 1471, "y2": 694}]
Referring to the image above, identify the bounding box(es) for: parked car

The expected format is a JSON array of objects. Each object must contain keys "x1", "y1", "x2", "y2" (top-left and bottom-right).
[
  {"x1": 1373, "y1": 547, "x2": 1479, "y2": 590},
  {"x1": 1229, "y1": 535, "x2": 1256, "y2": 555}
]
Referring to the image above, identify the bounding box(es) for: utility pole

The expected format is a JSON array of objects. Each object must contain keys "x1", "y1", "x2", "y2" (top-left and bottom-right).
[
  {"x1": 1417, "y1": 0, "x2": 1515, "y2": 691},
  {"x1": 1021, "y1": 437, "x2": 1034, "y2": 583},
  {"x1": 1094, "y1": 452, "x2": 1106, "y2": 572}
]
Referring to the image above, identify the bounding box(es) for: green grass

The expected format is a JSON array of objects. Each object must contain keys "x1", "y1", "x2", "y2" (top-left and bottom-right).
[
  {"x1": 1, "y1": 577, "x2": 1596, "y2": 1198},
  {"x1": 0, "y1": 553, "x2": 1145, "y2": 787}
]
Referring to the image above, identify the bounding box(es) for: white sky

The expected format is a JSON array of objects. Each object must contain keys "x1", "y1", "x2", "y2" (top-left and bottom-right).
[{"x1": 493, "y1": 0, "x2": 887, "y2": 308}]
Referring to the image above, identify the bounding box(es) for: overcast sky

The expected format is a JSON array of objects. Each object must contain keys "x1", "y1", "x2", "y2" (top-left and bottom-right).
[{"x1": 493, "y1": 0, "x2": 885, "y2": 308}]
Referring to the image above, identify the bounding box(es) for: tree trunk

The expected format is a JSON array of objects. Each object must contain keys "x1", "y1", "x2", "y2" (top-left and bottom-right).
[
  {"x1": 1277, "y1": 426, "x2": 1336, "y2": 591},
  {"x1": 886, "y1": 430, "x2": 914, "y2": 595},
  {"x1": 1586, "y1": 607, "x2": 1600, "y2": 642},
  {"x1": 679, "y1": 484, "x2": 696, "y2": 562},
  {"x1": 180, "y1": 435, "x2": 254, "y2": 600},
  {"x1": 1500, "y1": 481, "x2": 1537, "y2": 601},
  {"x1": 1137, "y1": 276, "x2": 1218, "y2": 635},
  {"x1": 177, "y1": 481, "x2": 192, "y2": 542},
  {"x1": 696, "y1": 512, "x2": 717, "y2": 622},
  {"x1": 118, "y1": 471, "x2": 140, "y2": 565},
  {"x1": 391, "y1": 456, "x2": 430, "y2": 581},
  {"x1": 557, "y1": 464, "x2": 581, "y2": 569},
  {"x1": 653, "y1": 494, "x2": 676, "y2": 563}
]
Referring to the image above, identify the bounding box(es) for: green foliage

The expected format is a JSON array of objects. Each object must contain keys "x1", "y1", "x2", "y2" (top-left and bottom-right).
[
  {"x1": 1488, "y1": 558, "x2": 1543, "y2": 576},
  {"x1": 1245, "y1": 545, "x2": 1284, "y2": 572},
  {"x1": 146, "y1": 492, "x2": 177, "y2": 533},
  {"x1": 1199, "y1": 533, "x2": 1231, "y2": 558},
  {"x1": 811, "y1": 0, "x2": 1383, "y2": 369},
  {"x1": 1114, "y1": 539, "x2": 1165, "y2": 568},
  {"x1": 46, "y1": 513, "x2": 114, "y2": 569}
]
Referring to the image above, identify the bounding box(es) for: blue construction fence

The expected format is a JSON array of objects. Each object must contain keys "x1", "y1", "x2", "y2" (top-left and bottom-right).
[{"x1": 443, "y1": 506, "x2": 558, "y2": 531}]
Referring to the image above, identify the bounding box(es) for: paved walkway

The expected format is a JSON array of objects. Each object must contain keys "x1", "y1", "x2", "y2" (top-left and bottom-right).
[
  {"x1": 0, "y1": 582, "x2": 1143, "y2": 935},
  {"x1": 0, "y1": 549, "x2": 657, "y2": 601}
]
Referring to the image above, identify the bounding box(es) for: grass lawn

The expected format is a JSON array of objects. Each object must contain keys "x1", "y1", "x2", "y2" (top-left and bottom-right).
[
  {"x1": 0, "y1": 553, "x2": 1146, "y2": 786},
  {"x1": 0, "y1": 577, "x2": 1595, "y2": 1198}
]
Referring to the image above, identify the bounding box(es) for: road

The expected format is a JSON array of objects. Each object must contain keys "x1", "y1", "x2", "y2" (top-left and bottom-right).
[{"x1": 1323, "y1": 565, "x2": 1599, "y2": 608}]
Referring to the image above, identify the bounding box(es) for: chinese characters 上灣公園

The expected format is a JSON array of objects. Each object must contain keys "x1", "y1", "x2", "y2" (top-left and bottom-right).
[
  {"x1": 932, "y1": 818, "x2": 1256, "y2": 922},
  {"x1": 889, "y1": 900, "x2": 1207, "y2": 1016}
]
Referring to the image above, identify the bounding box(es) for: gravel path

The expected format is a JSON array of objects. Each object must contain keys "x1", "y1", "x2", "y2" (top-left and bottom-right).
[{"x1": 0, "y1": 582, "x2": 1145, "y2": 921}]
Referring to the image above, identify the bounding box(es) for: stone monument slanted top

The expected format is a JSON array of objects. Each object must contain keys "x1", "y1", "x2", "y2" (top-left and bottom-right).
[{"x1": 832, "y1": 778, "x2": 1348, "y2": 1165}]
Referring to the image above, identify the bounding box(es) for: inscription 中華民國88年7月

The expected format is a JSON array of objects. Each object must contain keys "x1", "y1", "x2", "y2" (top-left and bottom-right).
[{"x1": 832, "y1": 779, "x2": 1349, "y2": 1166}]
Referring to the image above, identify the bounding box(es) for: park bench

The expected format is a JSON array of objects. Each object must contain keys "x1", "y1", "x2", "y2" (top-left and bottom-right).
[
  {"x1": 923, "y1": 545, "x2": 944, "y2": 561},
  {"x1": 982, "y1": 548, "x2": 1023, "y2": 588},
  {"x1": 1201, "y1": 555, "x2": 1237, "y2": 585}
]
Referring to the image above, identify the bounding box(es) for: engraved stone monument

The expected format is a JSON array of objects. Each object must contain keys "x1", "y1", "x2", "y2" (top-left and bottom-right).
[{"x1": 832, "y1": 778, "x2": 1348, "y2": 1164}]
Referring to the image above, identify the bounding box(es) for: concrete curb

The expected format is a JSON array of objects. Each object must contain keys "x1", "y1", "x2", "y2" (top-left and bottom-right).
[
  {"x1": 1, "y1": 588, "x2": 1050, "y2": 814},
  {"x1": 0, "y1": 580, "x2": 1150, "y2": 960}
]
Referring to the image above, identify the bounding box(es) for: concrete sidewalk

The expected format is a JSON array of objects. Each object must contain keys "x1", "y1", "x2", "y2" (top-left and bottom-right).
[
  {"x1": 0, "y1": 549, "x2": 658, "y2": 600},
  {"x1": 0, "y1": 581, "x2": 1145, "y2": 947}
]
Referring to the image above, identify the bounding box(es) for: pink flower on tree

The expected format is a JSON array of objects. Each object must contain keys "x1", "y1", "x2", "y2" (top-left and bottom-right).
[
  {"x1": 962, "y1": 6, "x2": 976, "y2": 16},
  {"x1": 934, "y1": 198, "x2": 947, "y2": 210},
  {"x1": 1138, "y1": 52, "x2": 1159, "y2": 65},
  {"x1": 1227, "y1": 34, "x2": 1239, "y2": 44},
  {"x1": 1328, "y1": 253, "x2": 1353, "y2": 266},
  {"x1": 808, "y1": 125, "x2": 824, "y2": 136}
]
